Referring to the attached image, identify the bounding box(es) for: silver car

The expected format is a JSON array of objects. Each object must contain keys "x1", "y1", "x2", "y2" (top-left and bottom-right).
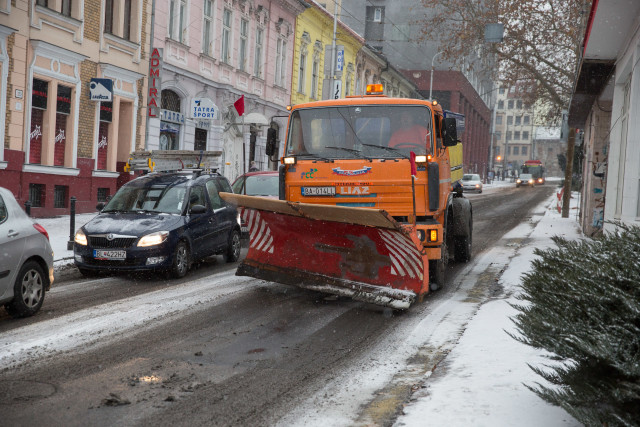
[
  {"x1": 462, "y1": 174, "x2": 483, "y2": 193},
  {"x1": 0, "y1": 187, "x2": 54, "y2": 318}
]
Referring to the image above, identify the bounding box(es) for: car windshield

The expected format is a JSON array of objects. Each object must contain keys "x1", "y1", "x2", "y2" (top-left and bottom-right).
[
  {"x1": 286, "y1": 105, "x2": 434, "y2": 159},
  {"x1": 463, "y1": 174, "x2": 480, "y2": 181},
  {"x1": 102, "y1": 182, "x2": 187, "y2": 214},
  {"x1": 234, "y1": 175, "x2": 279, "y2": 197}
]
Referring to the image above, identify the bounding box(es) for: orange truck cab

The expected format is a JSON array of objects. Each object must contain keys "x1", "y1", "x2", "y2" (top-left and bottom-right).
[{"x1": 221, "y1": 85, "x2": 472, "y2": 309}]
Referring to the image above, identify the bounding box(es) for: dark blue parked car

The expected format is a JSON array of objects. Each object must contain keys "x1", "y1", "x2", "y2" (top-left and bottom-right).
[{"x1": 73, "y1": 171, "x2": 241, "y2": 278}]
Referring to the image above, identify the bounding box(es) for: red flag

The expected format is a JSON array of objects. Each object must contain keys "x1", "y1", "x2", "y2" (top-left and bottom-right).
[
  {"x1": 234, "y1": 95, "x2": 245, "y2": 116},
  {"x1": 409, "y1": 151, "x2": 417, "y2": 178}
]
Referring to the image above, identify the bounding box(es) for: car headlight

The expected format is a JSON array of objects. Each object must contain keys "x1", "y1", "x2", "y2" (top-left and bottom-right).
[
  {"x1": 516, "y1": 179, "x2": 522, "y2": 184},
  {"x1": 137, "y1": 231, "x2": 169, "y2": 247},
  {"x1": 237, "y1": 213, "x2": 242, "y2": 227},
  {"x1": 74, "y1": 229, "x2": 87, "y2": 246}
]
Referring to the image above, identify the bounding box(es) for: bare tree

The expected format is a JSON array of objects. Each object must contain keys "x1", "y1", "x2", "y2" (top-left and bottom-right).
[{"x1": 415, "y1": 0, "x2": 591, "y2": 121}]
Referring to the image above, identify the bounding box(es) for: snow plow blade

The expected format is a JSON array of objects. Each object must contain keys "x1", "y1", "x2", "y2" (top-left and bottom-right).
[{"x1": 220, "y1": 193, "x2": 429, "y2": 309}]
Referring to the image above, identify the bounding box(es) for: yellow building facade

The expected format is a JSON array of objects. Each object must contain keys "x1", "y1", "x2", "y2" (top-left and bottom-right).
[{"x1": 291, "y1": 2, "x2": 363, "y2": 105}]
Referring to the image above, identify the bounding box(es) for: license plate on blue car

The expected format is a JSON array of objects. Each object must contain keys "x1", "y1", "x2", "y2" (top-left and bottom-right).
[{"x1": 94, "y1": 250, "x2": 126, "y2": 260}]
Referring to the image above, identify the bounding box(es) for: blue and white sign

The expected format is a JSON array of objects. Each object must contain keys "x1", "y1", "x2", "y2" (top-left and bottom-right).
[
  {"x1": 160, "y1": 109, "x2": 185, "y2": 124},
  {"x1": 335, "y1": 45, "x2": 344, "y2": 73},
  {"x1": 189, "y1": 97, "x2": 219, "y2": 120},
  {"x1": 89, "y1": 78, "x2": 113, "y2": 101}
]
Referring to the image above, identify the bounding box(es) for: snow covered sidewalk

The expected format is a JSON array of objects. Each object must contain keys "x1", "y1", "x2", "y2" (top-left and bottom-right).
[{"x1": 395, "y1": 191, "x2": 583, "y2": 426}]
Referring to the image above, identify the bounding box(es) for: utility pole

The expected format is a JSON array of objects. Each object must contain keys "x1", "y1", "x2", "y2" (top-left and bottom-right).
[{"x1": 562, "y1": 128, "x2": 576, "y2": 218}]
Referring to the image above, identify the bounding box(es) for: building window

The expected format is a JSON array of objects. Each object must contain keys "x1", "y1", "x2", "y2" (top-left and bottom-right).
[
  {"x1": 179, "y1": 0, "x2": 187, "y2": 43},
  {"x1": 514, "y1": 131, "x2": 520, "y2": 140},
  {"x1": 373, "y1": 7, "x2": 382, "y2": 22},
  {"x1": 54, "y1": 85, "x2": 72, "y2": 167},
  {"x1": 499, "y1": 88, "x2": 505, "y2": 94},
  {"x1": 523, "y1": 131, "x2": 529, "y2": 140},
  {"x1": 160, "y1": 89, "x2": 182, "y2": 150},
  {"x1": 516, "y1": 100, "x2": 522, "y2": 109},
  {"x1": 495, "y1": 146, "x2": 500, "y2": 155},
  {"x1": 97, "y1": 188, "x2": 110, "y2": 202},
  {"x1": 311, "y1": 58, "x2": 319, "y2": 99},
  {"x1": 123, "y1": 0, "x2": 132, "y2": 40},
  {"x1": 298, "y1": 51, "x2": 306, "y2": 93},
  {"x1": 37, "y1": 0, "x2": 72, "y2": 17},
  {"x1": 202, "y1": 0, "x2": 213, "y2": 56},
  {"x1": 254, "y1": 27, "x2": 264, "y2": 78},
  {"x1": 104, "y1": 0, "x2": 114, "y2": 34},
  {"x1": 275, "y1": 38, "x2": 286, "y2": 87},
  {"x1": 97, "y1": 101, "x2": 112, "y2": 170},
  {"x1": 221, "y1": 9, "x2": 231, "y2": 64},
  {"x1": 497, "y1": 100, "x2": 504, "y2": 110},
  {"x1": 54, "y1": 185, "x2": 68, "y2": 208},
  {"x1": 105, "y1": 0, "x2": 136, "y2": 41},
  {"x1": 168, "y1": 0, "x2": 175, "y2": 39},
  {"x1": 522, "y1": 146, "x2": 528, "y2": 156},
  {"x1": 513, "y1": 146, "x2": 520, "y2": 155},
  {"x1": 523, "y1": 115, "x2": 530, "y2": 125},
  {"x1": 36, "y1": 0, "x2": 47, "y2": 5},
  {"x1": 515, "y1": 115, "x2": 521, "y2": 125},
  {"x1": 62, "y1": 0, "x2": 72, "y2": 16},
  {"x1": 29, "y1": 184, "x2": 44, "y2": 208},
  {"x1": 507, "y1": 116, "x2": 513, "y2": 125},
  {"x1": 507, "y1": 146, "x2": 511, "y2": 155},
  {"x1": 508, "y1": 100, "x2": 514, "y2": 109},
  {"x1": 30, "y1": 79, "x2": 48, "y2": 165},
  {"x1": 496, "y1": 115, "x2": 502, "y2": 125},
  {"x1": 495, "y1": 131, "x2": 501, "y2": 141},
  {"x1": 194, "y1": 128, "x2": 207, "y2": 151},
  {"x1": 239, "y1": 18, "x2": 248, "y2": 72},
  {"x1": 506, "y1": 131, "x2": 512, "y2": 141}
]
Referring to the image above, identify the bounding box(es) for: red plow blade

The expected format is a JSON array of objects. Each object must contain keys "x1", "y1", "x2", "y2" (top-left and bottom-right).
[{"x1": 221, "y1": 194, "x2": 429, "y2": 309}]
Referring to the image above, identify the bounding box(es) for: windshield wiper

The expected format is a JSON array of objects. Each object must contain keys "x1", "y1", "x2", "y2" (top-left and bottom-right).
[
  {"x1": 360, "y1": 144, "x2": 408, "y2": 159},
  {"x1": 324, "y1": 146, "x2": 371, "y2": 160},
  {"x1": 295, "y1": 153, "x2": 332, "y2": 162},
  {"x1": 101, "y1": 209, "x2": 130, "y2": 213}
]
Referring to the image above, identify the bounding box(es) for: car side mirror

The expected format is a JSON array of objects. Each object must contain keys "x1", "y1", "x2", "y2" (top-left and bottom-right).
[
  {"x1": 190, "y1": 204, "x2": 207, "y2": 214},
  {"x1": 266, "y1": 127, "x2": 278, "y2": 157},
  {"x1": 96, "y1": 202, "x2": 105, "y2": 211},
  {"x1": 443, "y1": 117, "x2": 458, "y2": 147}
]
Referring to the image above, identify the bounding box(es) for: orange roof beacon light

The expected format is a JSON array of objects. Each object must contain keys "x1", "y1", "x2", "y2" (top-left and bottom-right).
[{"x1": 366, "y1": 84, "x2": 384, "y2": 95}]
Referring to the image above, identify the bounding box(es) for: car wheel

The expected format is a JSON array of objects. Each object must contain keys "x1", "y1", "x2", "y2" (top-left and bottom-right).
[
  {"x1": 5, "y1": 261, "x2": 46, "y2": 318},
  {"x1": 170, "y1": 241, "x2": 190, "y2": 278},
  {"x1": 224, "y1": 229, "x2": 241, "y2": 263}
]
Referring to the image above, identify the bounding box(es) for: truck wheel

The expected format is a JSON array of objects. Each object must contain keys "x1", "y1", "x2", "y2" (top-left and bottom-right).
[
  {"x1": 429, "y1": 239, "x2": 448, "y2": 291},
  {"x1": 455, "y1": 217, "x2": 473, "y2": 262}
]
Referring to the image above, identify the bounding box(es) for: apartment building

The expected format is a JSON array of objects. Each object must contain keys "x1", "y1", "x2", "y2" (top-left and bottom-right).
[
  {"x1": 0, "y1": 0, "x2": 151, "y2": 217},
  {"x1": 149, "y1": 0, "x2": 306, "y2": 183}
]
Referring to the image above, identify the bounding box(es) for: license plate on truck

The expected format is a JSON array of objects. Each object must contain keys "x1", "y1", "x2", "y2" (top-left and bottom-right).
[
  {"x1": 94, "y1": 250, "x2": 126, "y2": 260},
  {"x1": 302, "y1": 186, "x2": 335, "y2": 196}
]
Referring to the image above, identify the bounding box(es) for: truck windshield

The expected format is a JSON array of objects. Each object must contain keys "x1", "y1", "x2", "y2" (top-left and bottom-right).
[{"x1": 286, "y1": 105, "x2": 433, "y2": 159}]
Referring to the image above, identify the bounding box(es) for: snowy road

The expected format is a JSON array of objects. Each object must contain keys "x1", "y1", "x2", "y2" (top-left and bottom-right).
[{"x1": 0, "y1": 184, "x2": 562, "y2": 426}]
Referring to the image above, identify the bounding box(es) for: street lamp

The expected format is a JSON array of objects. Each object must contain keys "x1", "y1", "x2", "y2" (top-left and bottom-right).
[{"x1": 429, "y1": 51, "x2": 445, "y2": 101}]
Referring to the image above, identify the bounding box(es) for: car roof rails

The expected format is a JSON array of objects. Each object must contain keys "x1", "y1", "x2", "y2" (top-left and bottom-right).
[{"x1": 124, "y1": 150, "x2": 222, "y2": 174}]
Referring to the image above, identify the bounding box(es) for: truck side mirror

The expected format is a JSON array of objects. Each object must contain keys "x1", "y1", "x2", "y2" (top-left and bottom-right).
[
  {"x1": 266, "y1": 128, "x2": 277, "y2": 157},
  {"x1": 443, "y1": 117, "x2": 458, "y2": 147}
]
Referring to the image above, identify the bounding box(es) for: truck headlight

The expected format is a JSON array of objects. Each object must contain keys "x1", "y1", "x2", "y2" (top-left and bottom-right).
[{"x1": 138, "y1": 231, "x2": 169, "y2": 247}]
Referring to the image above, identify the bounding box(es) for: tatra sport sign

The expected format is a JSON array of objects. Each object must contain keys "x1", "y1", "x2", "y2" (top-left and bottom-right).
[{"x1": 189, "y1": 97, "x2": 219, "y2": 120}]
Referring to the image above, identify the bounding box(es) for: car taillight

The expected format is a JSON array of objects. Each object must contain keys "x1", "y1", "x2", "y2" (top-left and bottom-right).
[{"x1": 33, "y1": 223, "x2": 50, "y2": 241}]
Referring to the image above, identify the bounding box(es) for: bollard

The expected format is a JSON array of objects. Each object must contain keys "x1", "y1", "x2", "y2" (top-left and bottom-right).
[
  {"x1": 24, "y1": 200, "x2": 31, "y2": 216},
  {"x1": 67, "y1": 196, "x2": 76, "y2": 250}
]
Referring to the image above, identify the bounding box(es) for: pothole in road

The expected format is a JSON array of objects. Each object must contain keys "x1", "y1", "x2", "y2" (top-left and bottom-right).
[{"x1": 0, "y1": 380, "x2": 57, "y2": 404}]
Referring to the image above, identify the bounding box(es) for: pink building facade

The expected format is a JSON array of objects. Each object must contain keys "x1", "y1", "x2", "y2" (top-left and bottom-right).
[{"x1": 149, "y1": 0, "x2": 306, "y2": 183}]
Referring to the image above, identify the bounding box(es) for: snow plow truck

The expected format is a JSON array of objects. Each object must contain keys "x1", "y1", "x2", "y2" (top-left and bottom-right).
[{"x1": 220, "y1": 84, "x2": 472, "y2": 309}]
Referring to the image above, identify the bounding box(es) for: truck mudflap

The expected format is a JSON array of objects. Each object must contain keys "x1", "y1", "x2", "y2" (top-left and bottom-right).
[{"x1": 220, "y1": 193, "x2": 430, "y2": 309}]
